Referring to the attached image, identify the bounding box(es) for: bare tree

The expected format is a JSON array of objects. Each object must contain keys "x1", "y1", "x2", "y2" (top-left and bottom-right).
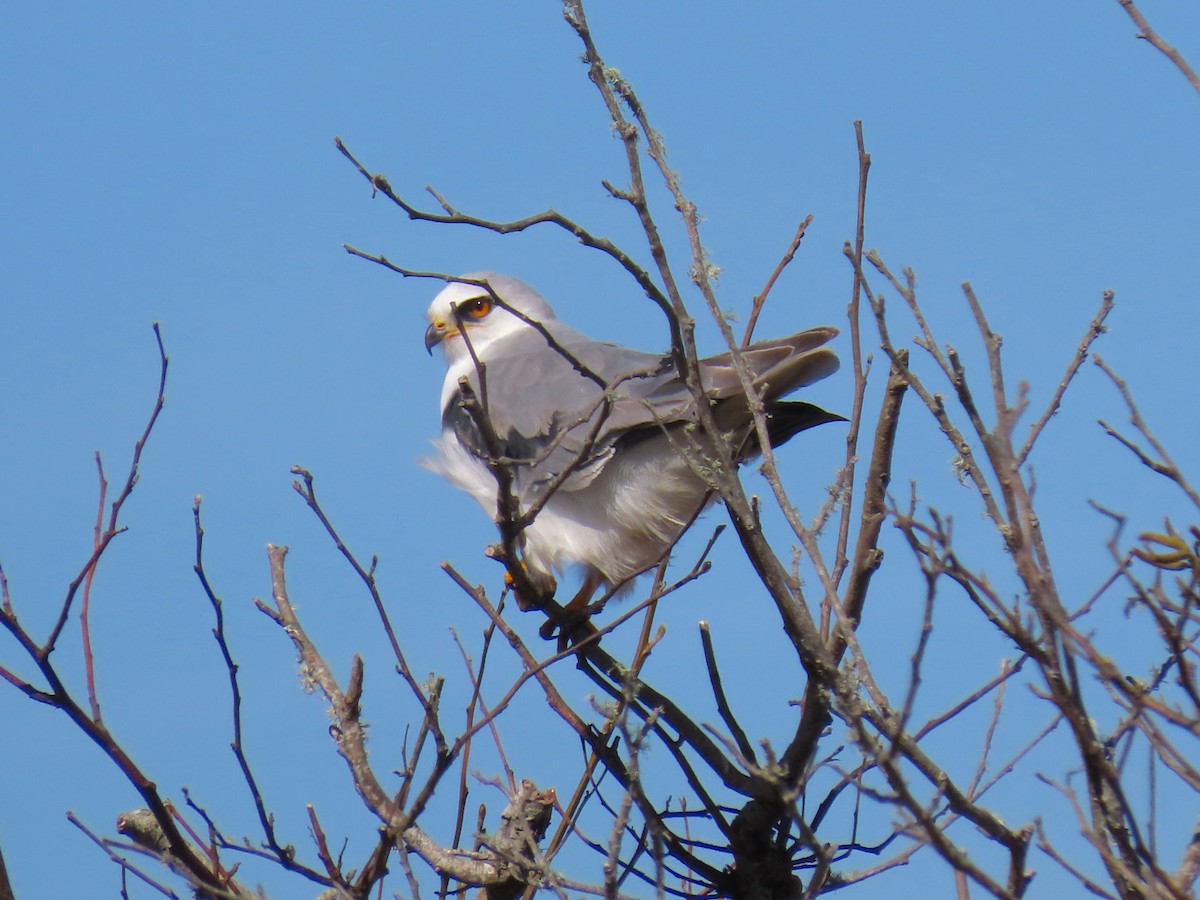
[{"x1": 2, "y1": 1, "x2": 1198, "y2": 898}]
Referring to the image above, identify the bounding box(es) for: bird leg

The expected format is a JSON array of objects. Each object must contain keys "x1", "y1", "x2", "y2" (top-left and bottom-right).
[
  {"x1": 487, "y1": 544, "x2": 557, "y2": 611},
  {"x1": 487, "y1": 541, "x2": 602, "y2": 646},
  {"x1": 503, "y1": 566, "x2": 557, "y2": 612},
  {"x1": 538, "y1": 570, "x2": 604, "y2": 644}
]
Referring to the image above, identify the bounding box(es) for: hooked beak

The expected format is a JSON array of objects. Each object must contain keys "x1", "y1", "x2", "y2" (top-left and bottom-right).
[{"x1": 425, "y1": 320, "x2": 453, "y2": 354}]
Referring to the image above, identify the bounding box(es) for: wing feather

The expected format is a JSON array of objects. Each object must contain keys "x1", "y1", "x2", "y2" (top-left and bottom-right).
[{"x1": 443, "y1": 325, "x2": 840, "y2": 500}]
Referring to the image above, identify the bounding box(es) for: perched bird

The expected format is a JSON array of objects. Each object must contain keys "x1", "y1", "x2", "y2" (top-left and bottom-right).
[{"x1": 425, "y1": 272, "x2": 841, "y2": 613}]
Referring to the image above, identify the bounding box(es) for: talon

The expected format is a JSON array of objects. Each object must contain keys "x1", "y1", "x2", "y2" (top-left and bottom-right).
[
  {"x1": 539, "y1": 604, "x2": 590, "y2": 648},
  {"x1": 502, "y1": 562, "x2": 557, "y2": 612},
  {"x1": 538, "y1": 571, "x2": 605, "y2": 649}
]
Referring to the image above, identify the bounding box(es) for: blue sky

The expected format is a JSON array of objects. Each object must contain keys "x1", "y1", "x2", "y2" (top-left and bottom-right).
[{"x1": 3, "y1": 2, "x2": 1199, "y2": 897}]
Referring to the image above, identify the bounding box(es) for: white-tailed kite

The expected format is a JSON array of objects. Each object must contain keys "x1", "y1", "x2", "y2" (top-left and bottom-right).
[{"x1": 425, "y1": 272, "x2": 840, "y2": 616}]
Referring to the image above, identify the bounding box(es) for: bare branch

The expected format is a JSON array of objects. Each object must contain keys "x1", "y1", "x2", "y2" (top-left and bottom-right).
[
  {"x1": 1112, "y1": 0, "x2": 1200, "y2": 96},
  {"x1": 1018, "y1": 291, "x2": 1114, "y2": 465},
  {"x1": 742, "y1": 214, "x2": 813, "y2": 347}
]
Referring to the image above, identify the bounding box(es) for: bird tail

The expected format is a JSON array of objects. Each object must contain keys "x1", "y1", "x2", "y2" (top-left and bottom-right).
[{"x1": 763, "y1": 401, "x2": 847, "y2": 447}]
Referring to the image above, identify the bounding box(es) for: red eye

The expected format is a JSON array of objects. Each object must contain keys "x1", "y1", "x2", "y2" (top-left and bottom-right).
[{"x1": 458, "y1": 297, "x2": 492, "y2": 319}]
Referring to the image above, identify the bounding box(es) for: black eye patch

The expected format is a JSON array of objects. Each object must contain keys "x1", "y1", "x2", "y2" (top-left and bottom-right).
[{"x1": 454, "y1": 296, "x2": 493, "y2": 320}]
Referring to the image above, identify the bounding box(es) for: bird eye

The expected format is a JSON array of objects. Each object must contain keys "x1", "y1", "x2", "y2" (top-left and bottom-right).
[{"x1": 458, "y1": 297, "x2": 492, "y2": 319}]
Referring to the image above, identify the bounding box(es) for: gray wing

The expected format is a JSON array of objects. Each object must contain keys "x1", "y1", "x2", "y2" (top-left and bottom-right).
[
  {"x1": 698, "y1": 326, "x2": 840, "y2": 403},
  {"x1": 443, "y1": 327, "x2": 676, "y2": 498},
  {"x1": 443, "y1": 325, "x2": 839, "y2": 499}
]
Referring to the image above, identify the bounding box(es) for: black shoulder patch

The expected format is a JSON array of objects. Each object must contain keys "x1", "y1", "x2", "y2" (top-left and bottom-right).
[{"x1": 444, "y1": 389, "x2": 564, "y2": 464}]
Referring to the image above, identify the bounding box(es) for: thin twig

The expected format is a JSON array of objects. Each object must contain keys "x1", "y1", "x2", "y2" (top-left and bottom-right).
[
  {"x1": 742, "y1": 214, "x2": 813, "y2": 346},
  {"x1": 1018, "y1": 291, "x2": 1114, "y2": 465},
  {"x1": 1112, "y1": 0, "x2": 1200, "y2": 96},
  {"x1": 81, "y1": 451, "x2": 109, "y2": 723}
]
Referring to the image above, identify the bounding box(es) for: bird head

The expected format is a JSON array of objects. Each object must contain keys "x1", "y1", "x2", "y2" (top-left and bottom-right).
[{"x1": 425, "y1": 273, "x2": 557, "y2": 363}]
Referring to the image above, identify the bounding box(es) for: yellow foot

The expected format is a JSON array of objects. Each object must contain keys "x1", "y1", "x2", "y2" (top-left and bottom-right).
[
  {"x1": 501, "y1": 563, "x2": 556, "y2": 612},
  {"x1": 537, "y1": 571, "x2": 604, "y2": 648}
]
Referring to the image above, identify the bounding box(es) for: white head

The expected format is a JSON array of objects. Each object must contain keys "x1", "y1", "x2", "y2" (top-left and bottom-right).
[{"x1": 424, "y1": 272, "x2": 557, "y2": 364}]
